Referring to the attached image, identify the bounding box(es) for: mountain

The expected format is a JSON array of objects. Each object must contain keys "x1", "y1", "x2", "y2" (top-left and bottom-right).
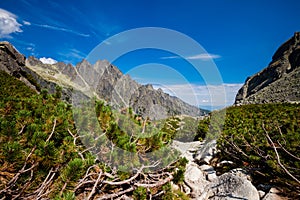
[
  {"x1": 0, "y1": 41, "x2": 74, "y2": 101},
  {"x1": 0, "y1": 41, "x2": 206, "y2": 119},
  {"x1": 235, "y1": 32, "x2": 300, "y2": 105}
]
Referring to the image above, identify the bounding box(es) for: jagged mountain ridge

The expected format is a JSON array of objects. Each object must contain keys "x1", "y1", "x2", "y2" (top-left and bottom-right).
[
  {"x1": 235, "y1": 32, "x2": 300, "y2": 105},
  {"x1": 0, "y1": 41, "x2": 206, "y2": 118}
]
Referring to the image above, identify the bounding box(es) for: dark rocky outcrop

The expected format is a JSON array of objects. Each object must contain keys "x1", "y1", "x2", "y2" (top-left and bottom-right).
[
  {"x1": 0, "y1": 41, "x2": 36, "y2": 90},
  {"x1": 235, "y1": 32, "x2": 300, "y2": 105}
]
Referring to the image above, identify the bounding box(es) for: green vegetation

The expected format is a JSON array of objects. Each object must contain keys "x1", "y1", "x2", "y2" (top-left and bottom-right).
[
  {"x1": 197, "y1": 104, "x2": 300, "y2": 197},
  {"x1": 0, "y1": 71, "x2": 187, "y2": 199},
  {"x1": 0, "y1": 71, "x2": 93, "y2": 198}
]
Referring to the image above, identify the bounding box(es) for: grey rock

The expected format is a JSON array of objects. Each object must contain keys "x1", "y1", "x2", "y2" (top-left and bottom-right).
[
  {"x1": 262, "y1": 193, "x2": 287, "y2": 200},
  {"x1": 199, "y1": 164, "x2": 215, "y2": 172},
  {"x1": 258, "y1": 190, "x2": 266, "y2": 198},
  {"x1": 184, "y1": 162, "x2": 210, "y2": 198},
  {"x1": 198, "y1": 164, "x2": 217, "y2": 181},
  {"x1": 235, "y1": 32, "x2": 300, "y2": 105},
  {"x1": 194, "y1": 140, "x2": 217, "y2": 164},
  {"x1": 207, "y1": 172, "x2": 217, "y2": 181},
  {"x1": 269, "y1": 187, "x2": 281, "y2": 194},
  {"x1": 204, "y1": 173, "x2": 260, "y2": 200},
  {"x1": 171, "y1": 140, "x2": 202, "y2": 162}
]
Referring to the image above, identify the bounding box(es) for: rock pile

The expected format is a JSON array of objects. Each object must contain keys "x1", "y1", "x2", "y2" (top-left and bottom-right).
[{"x1": 171, "y1": 140, "x2": 287, "y2": 200}]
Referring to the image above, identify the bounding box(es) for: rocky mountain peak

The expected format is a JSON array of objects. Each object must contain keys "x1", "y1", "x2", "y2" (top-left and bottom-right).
[
  {"x1": 235, "y1": 32, "x2": 300, "y2": 105},
  {"x1": 94, "y1": 59, "x2": 110, "y2": 74},
  {"x1": 272, "y1": 32, "x2": 300, "y2": 61},
  {"x1": 26, "y1": 56, "x2": 43, "y2": 66},
  {"x1": 0, "y1": 41, "x2": 26, "y2": 75}
]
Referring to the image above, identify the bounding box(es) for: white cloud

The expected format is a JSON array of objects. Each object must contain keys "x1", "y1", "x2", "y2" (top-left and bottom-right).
[
  {"x1": 153, "y1": 83, "x2": 243, "y2": 110},
  {"x1": 0, "y1": 8, "x2": 22, "y2": 38},
  {"x1": 161, "y1": 53, "x2": 221, "y2": 61},
  {"x1": 39, "y1": 57, "x2": 58, "y2": 65}
]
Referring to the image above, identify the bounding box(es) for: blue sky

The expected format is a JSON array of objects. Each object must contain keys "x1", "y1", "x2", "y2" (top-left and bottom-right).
[{"x1": 0, "y1": 0, "x2": 300, "y2": 109}]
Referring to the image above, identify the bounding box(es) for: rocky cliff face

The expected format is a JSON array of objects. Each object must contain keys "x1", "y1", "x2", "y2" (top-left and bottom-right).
[
  {"x1": 235, "y1": 32, "x2": 300, "y2": 105},
  {"x1": 0, "y1": 41, "x2": 205, "y2": 118}
]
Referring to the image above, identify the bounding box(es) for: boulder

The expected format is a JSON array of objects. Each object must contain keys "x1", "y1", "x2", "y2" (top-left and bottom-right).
[
  {"x1": 258, "y1": 190, "x2": 266, "y2": 198},
  {"x1": 203, "y1": 173, "x2": 260, "y2": 200},
  {"x1": 184, "y1": 162, "x2": 209, "y2": 198}
]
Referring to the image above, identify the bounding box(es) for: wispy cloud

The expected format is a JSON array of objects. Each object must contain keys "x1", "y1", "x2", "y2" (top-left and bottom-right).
[
  {"x1": 32, "y1": 23, "x2": 90, "y2": 38},
  {"x1": 68, "y1": 48, "x2": 87, "y2": 60},
  {"x1": 26, "y1": 47, "x2": 33, "y2": 50},
  {"x1": 58, "y1": 48, "x2": 87, "y2": 64},
  {"x1": 161, "y1": 53, "x2": 221, "y2": 61},
  {"x1": 23, "y1": 20, "x2": 31, "y2": 25},
  {"x1": 0, "y1": 8, "x2": 22, "y2": 38}
]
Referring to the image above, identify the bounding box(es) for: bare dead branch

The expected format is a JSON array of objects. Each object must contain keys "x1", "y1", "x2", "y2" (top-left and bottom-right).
[
  {"x1": 6, "y1": 146, "x2": 36, "y2": 187},
  {"x1": 228, "y1": 135, "x2": 249, "y2": 158},
  {"x1": 46, "y1": 118, "x2": 56, "y2": 142},
  {"x1": 135, "y1": 172, "x2": 174, "y2": 188},
  {"x1": 35, "y1": 167, "x2": 58, "y2": 199},
  {"x1": 103, "y1": 166, "x2": 144, "y2": 186},
  {"x1": 97, "y1": 187, "x2": 135, "y2": 200},
  {"x1": 87, "y1": 171, "x2": 102, "y2": 200},
  {"x1": 67, "y1": 128, "x2": 85, "y2": 160},
  {"x1": 277, "y1": 140, "x2": 300, "y2": 161},
  {"x1": 276, "y1": 124, "x2": 286, "y2": 145},
  {"x1": 18, "y1": 124, "x2": 25, "y2": 135},
  {"x1": 263, "y1": 125, "x2": 300, "y2": 184}
]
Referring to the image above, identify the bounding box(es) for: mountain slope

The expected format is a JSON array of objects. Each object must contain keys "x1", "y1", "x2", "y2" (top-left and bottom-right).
[
  {"x1": 25, "y1": 52, "x2": 206, "y2": 118},
  {"x1": 235, "y1": 32, "x2": 300, "y2": 105}
]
